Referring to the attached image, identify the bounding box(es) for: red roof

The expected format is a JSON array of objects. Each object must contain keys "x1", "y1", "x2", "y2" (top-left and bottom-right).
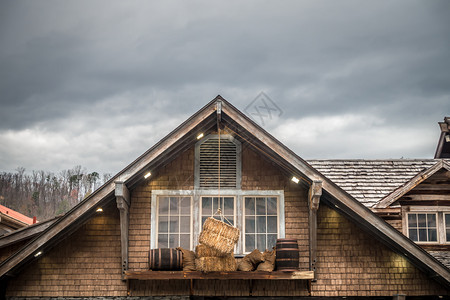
[{"x1": 0, "y1": 204, "x2": 34, "y2": 225}]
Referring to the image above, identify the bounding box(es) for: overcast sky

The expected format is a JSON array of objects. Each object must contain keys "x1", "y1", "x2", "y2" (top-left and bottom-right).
[{"x1": 1, "y1": 1, "x2": 449, "y2": 175}]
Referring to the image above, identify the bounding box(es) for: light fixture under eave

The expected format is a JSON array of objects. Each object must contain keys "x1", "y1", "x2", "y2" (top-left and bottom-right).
[
  {"x1": 197, "y1": 133, "x2": 204, "y2": 140},
  {"x1": 34, "y1": 251, "x2": 42, "y2": 258},
  {"x1": 291, "y1": 176, "x2": 300, "y2": 184},
  {"x1": 445, "y1": 135, "x2": 450, "y2": 142},
  {"x1": 96, "y1": 208, "x2": 103, "y2": 213},
  {"x1": 144, "y1": 172, "x2": 151, "y2": 179}
]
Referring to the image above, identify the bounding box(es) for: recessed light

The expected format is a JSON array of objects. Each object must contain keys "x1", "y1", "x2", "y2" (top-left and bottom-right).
[
  {"x1": 291, "y1": 176, "x2": 300, "y2": 184},
  {"x1": 197, "y1": 133, "x2": 204, "y2": 140},
  {"x1": 144, "y1": 172, "x2": 151, "y2": 179},
  {"x1": 34, "y1": 251, "x2": 42, "y2": 257},
  {"x1": 96, "y1": 208, "x2": 103, "y2": 213}
]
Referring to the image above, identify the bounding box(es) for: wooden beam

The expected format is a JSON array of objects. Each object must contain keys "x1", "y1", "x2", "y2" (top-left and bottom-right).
[
  {"x1": 115, "y1": 181, "x2": 130, "y2": 277},
  {"x1": 124, "y1": 270, "x2": 314, "y2": 280},
  {"x1": 308, "y1": 181, "x2": 322, "y2": 279}
]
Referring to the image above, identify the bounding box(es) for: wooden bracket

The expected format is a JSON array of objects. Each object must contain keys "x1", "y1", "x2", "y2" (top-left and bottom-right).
[
  {"x1": 308, "y1": 180, "x2": 322, "y2": 279},
  {"x1": 115, "y1": 181, "x2": 130, "y2": 278},
  {"x1": 308, "y1": 180, "x2": 322, "y2": 211}
]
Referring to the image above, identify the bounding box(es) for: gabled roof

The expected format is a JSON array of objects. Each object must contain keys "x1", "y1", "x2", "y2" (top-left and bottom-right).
[
  {"x1": 308, "y1": 159, "x2": 437, "y2": 207},
  {"x1": 1, "y1": 96, "x2": 449, "y2": 289},
  {"x1": 374, "y1": 159, "x2": 450, "y2": 208},
  {"x1": 0, "y1": 204, "x2": 34, "y2": 227}
]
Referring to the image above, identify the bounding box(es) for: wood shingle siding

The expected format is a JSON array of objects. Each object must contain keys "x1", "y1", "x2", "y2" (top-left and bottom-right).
[{"x1": 312, "y1": 205, "x2": 448, "y2": 297}]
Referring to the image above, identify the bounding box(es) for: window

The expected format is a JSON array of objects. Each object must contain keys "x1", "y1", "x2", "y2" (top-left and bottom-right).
[
  {"x1": 156, "y1": 196, "x2": 192, "y2": 249},
  {"x1": 407, "y1": 213, "x2": 437, "y2": 243},
  {"x1": 244, "y1": 197, "x2": 278, "y2": 252},
  {"x1": 445, "y1": 213, "x2": 450, "y2": 243},
  {"x1": 201, "y1": 196, "x2": 235, "y2": 226},
  {"x1": 151, "y1": 190, "x2": 285, "y2": 253}
]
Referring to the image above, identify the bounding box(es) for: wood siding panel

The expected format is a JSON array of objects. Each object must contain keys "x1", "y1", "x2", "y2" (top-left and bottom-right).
[
  {"x1": 6, "y1": 204, "x2": 127, "y2": 297},
  {"x1": 311, "y1": 205, "x2": 449, "y2": 297}
]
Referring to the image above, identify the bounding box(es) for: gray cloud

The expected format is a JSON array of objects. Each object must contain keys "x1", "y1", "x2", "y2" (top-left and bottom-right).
[{"x1": 0, "y1": 0, "x2": 449, "y2": 174}]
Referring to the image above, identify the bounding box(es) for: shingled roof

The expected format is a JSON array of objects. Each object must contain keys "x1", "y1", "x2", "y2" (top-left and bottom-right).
[{"x1": 307, "y1": 159, "x2": 438, "y2": 208}]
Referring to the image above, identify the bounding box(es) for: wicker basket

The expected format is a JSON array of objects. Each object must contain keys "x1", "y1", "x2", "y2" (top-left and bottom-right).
[{"x1": 198, "y1": 217, "x2": 240, "y2": 255}]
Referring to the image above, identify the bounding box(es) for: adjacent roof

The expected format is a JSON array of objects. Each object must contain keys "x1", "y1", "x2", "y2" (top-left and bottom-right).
[
  {"x1": 1, "y1": 96, "x2": 449, "y2": 289},
  {"x1": 308, "y1": 159, "x2": 437, "y2": 208},
  {"x1": 435, "y1": 116, "x2": 450, "y2": 159},
  {"x1": 0, "y1": 204, "x2": 35, "y2": 227}
]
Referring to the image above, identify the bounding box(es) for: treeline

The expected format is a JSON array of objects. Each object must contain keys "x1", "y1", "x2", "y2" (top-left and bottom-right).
[{"x1": 0, "y1": 166, "x2": 112, "y2": 221}]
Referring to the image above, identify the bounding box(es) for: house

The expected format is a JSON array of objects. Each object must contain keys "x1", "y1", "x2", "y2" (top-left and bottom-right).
[
  {"x1": 0, "y1": 205, "x2": 35, "y2": 236},
  {"x1": 0, "y1": 97, "x2": 449, "y2": 298}
]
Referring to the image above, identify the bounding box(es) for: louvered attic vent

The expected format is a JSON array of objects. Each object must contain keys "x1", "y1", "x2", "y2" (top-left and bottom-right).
[{"x1": 195, "y1": 135, "x2": 241, "y2": 189}]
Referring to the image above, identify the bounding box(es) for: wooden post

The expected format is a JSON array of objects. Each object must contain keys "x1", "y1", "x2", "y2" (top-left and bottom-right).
[
  {"x1": 115, "y1": 181, "x2": 130, "y2": 278},
  {"x1": 308, "y1": 180, "x2": 322, "y2": 280}
]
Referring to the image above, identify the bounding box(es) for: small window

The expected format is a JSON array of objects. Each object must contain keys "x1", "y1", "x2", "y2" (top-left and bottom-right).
[
  {"x1": 157, "y1": 196, "x2": 192, "y2": 248},
  {"x1": 201, "y1": 196, "x2": 235, "y2": 226},
  {"x1": 445, "y1": 213, "x2": 450, "y2": 243},
  {"x1": 244, "y1": 196, "x2": 278, "y2": 252},
  {"x1": 407, "y1": 213, "x2": 437, "y2": 243}
]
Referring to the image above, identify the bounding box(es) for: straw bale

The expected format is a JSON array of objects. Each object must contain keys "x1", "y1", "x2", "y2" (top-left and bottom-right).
[
  {"x1": 176, "y1": 247, "x2": 196, "y2": 271},
  {"x1": 196, "y1": 244, "x2": 228, "y2": 258},
  {"x1": 256, "y1": 248, "x2": 276, "y2": 272},
  {"x1": 198, "y1": 217, "x2": 240, "y2": 255},
  {"x1": 195, "y1": 255, "x2": 237, "y2": 272}
]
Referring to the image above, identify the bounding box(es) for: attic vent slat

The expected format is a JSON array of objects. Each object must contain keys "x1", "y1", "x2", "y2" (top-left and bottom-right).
[{"x1": 196, "y1": 135, "x2": 241, "y2": 189}]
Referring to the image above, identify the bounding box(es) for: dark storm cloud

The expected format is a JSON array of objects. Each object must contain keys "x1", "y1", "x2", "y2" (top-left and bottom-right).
[{"x1": 0, "y1": 0, "x2": 449, "y2": 173}]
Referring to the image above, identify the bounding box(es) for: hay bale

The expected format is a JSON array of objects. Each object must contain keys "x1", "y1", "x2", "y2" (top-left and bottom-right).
[
  {"x1": 176, "y1": 247, "x2": 196, "y2": 271},
  {"x1": 256, "y1": 248, "x2": 276, "y2": 272},
  {"x1": 196, "y1": 244, "x2": 228, "y2": 258},
  {"x1": 195, "y1": 255, "x2": 237, "y2": 272},
  {"x1": 237, "y1": 249, "x2": 264, "y2": 271},
  {"x1": 198, "y1": 217, "x2": 240, "y2": 255}
]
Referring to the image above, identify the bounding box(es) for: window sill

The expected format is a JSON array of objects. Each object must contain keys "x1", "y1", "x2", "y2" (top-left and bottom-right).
[{"x1": 124, "y1": 270, "x2": 314, "y2": 280}]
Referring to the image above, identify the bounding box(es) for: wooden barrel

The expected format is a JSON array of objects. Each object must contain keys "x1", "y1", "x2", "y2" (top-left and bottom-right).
[
  {"x1": 149, "y1": 248, "x2": 182, "y2": 270},
  {"x1": 275, "y1": 239, "x2": 299, "y2": 271}
]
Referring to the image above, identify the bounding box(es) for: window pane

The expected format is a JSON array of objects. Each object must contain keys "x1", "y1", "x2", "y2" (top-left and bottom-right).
[
  {"x1": 428, "y1": 229, "x2": 437, "y2": 242},
  {"x1": 267, "y1": 234, "x2": 277, "y2": 249},
  {"x1": 213, "y1": 197, "x2": 219, "y2": 213},
  {"x1": 159, "y1": 216, "x2": 168, "y2": 233},
  {"x1": 180, "y1": 234, "x2": 190, "y2": 249},
  {"x1": 409, "y1": 229, "x2": 418, "y2": 241},
  {"x1": 202, "y1": 216, "x2": 208, "y2": 227},
  {"x1": 447, "y1": 229, "x2": 450, "y2": 242},
  {"x1": 224, "y1": 197, "x2": 234, "y2": 215},
  {"x1": 170, "y1": 197, "x2": 179, "y2": 214},
  {"x1": 169, "y1": 234, "x2": 178, "y2": 248},
  {"x1": 245, "y1": 234, "x2": 255, "y2": 252},
  {"x1": 267, "y1": 216, "x2": 277, "y2": 233},
  {"x1": 246, "y1": 217, "x2": 255, "y2": 233},
  {"x1": 170, "y1": 216, "x2": 179, "y2": 233},
  {"x1": 257, "y1": 216, "x2": 266, "y2": 233},
  {"x1": 245, "y1": 197, "x2": 255, "y2": 215},
  {"x1": 418, "y1": 214, "x2": 426, "y2": 227},
  {"x1": 159, "y1": 197, "x2": 169, "y2": 215},
  {"x1": 446, "y1": 214, "x2": 450, "y2": 228},
  {"x1": 158, "y1": 234, "x2": 168, "y2": 248},
  {"x1": 428, "y1": 214, "x2": 436, "y2": 227},
  {"x1": 180, "y1": 216, "x2": 190, "y2": 233},
  {"x1": 224, "y1": 215, "x2": 234, "y2": 226},
  {"x1": 418, "y1": 229, "x2": 427, "y2": 241},
  {"x1": 180, "y1": 197, "x2": 190, "y2": 215},
  {"x1": 267, "y1": 197, "x2": 277, "y2": 215},
  {"x1": 202, "y1": 197, "x2": 212, "y2": 214},
  {"x1": 408, "y1": 214, "x2": 417, "y2": 227},
  {"x1": 256, "y1": 197, "x2": 266, "y2": 215},
  {"x1": 257, "y1": 234, "x2": 266, "y2": 251}
]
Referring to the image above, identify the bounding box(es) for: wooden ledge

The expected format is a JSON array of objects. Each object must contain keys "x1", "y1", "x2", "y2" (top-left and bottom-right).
[{"x1": 124, "y1": 270, "x2": 314, "y2": 280}]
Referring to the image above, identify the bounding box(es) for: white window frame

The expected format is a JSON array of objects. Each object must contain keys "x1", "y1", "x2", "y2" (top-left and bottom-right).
[
  {"x1": 405, "y1": 212, "x2": 438, "y2": 244},
  {"x1": 200, "y1": 195, "x2": 237, "y2": 228},
  {"x1": 154, "y1": 195, "x2": 194, "y2": 249},
  {"x1": 444, "y1": 212, "x2": 450, "y2": 244},
  {"x1": 243, "y1": 195, "x2": 280, "y2": 253},
  {"x1": 151, "y1": 189, "x2": 285, "y2": 253},
  {"x1": 403, "y1": 206, "x2": 450, "y2": 245}
]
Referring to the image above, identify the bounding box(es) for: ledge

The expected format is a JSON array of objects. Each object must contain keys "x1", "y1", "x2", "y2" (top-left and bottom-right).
[{"x1": 124, "y1": 270, "x2": 314, "y2": 280}]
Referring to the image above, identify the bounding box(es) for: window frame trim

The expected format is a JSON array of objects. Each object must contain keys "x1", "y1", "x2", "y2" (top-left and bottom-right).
[
  {"x1": 405, "y1": 212, "x2": 439, "y2": 244},
  {"x1": 151, "y1": 189, "x2": 285, "y2": 253}
]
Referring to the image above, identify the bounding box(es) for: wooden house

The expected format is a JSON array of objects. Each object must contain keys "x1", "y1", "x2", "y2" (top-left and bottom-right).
[
  {"x1": 0, "y1": 205, "x2": 35, "y2": 236},
  {"x1": 0, "y1": 97, "x2": 449, "y2": 299}
]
